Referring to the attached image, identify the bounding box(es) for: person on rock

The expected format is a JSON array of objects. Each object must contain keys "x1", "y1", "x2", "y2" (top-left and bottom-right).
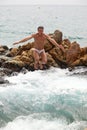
[{"x1": 13, "y1": 26, "x2": 65, "y2": 70}]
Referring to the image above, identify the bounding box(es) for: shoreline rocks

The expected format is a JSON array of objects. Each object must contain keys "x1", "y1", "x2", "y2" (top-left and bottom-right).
[{"x1": 0, "y1": 30, "x2": 87, "y2": 79}]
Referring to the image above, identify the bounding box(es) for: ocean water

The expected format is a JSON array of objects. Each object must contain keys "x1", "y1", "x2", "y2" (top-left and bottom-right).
[
  {"x1": 0, "y1": 5, "x2": 87, "y2": 130},
  {"x1": 0, "y1": 67, "x2": 87, "y2": 130},
  {"x1": 0, "y1": 5, "x2": 87, "y2": 47}
]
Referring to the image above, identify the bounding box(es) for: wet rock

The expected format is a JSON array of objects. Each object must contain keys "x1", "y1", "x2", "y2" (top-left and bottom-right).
[
  {"x1": 0, "y1": 68, "x2": 13, "y2": 76},
  {"x1": 0, "y1": 56, "x2": 11, "y2": 67},
  {"x1": 21, "y1": 67, "x2": 29, "y2": 74},
  {"x1": 3, "y1": 60, "x2": 25, "y2": 72},
  {"x1": 0, "y1": 77, "x2": 9, "y2": 84}
]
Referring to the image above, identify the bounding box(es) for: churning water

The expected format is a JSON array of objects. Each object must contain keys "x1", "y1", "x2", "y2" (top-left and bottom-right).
[{"x1": 0, "y1": 67, "x2": 87, "y2": 130}]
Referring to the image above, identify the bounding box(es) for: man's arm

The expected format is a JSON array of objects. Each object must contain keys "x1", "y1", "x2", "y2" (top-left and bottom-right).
[
  {"x1": 45, "y1": 34, "x2": 65, "y2": 52},
  {"x1": 13, "y1": 34, "x2": 34, "y2": 45}
]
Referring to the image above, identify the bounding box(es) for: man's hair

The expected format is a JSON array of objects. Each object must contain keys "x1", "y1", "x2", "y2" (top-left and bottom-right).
[{"x1": 37, "y1": 26, "x2": 44, "y2": 30}]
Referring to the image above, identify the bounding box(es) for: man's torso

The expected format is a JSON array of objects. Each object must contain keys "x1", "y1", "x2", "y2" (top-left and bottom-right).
[{"x1": 33, "y1": 33, "x2": 47, "y2": 50}]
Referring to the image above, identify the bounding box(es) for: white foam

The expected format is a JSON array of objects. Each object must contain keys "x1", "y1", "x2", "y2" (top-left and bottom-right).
[
  {"x1": 4, "y1": 67, "x2": 87, "y2": 93},
  {"x1": 0, "y1": 101, "x2": 4, "y2": 107},
  {"x1": 0, "y1": 115, "x2": 87, "y2": 130}
]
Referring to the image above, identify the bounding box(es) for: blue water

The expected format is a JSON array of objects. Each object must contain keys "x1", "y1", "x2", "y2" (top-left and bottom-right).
[{"x1": 0, "y1": 5, "x2": 87, "y2": 130}]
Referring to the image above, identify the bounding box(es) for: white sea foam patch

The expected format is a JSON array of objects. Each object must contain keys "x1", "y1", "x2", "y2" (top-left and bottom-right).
[
  {"x1": 0, "y1": 115, "x2": 87, "y2": 130},
  {"x1": 4, "y1": 67, "x2": 87, "y2": 93}
]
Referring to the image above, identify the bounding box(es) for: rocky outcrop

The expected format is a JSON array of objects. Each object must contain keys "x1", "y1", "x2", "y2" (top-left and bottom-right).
[{"x1": 0, "y1": 30, "x2": 87, "y2": 77}]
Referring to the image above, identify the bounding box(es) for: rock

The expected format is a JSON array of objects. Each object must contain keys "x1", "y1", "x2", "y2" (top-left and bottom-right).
[
  {"x1": 80, "y1": 47, "x2": 87, "y2": 57},
  {"x1": 44, "y1": 39, "x2": 54, "y2": 52},
  {"x1": 3, "y1": 60, "x2": 25, "y2": 72},
  {"x1": 66, "y1": 42, "x2": 81, "y2": 66},
  {"x1": 49, "y1": 47, "x2": 67, "y2": 68},
  {"x1": 0, "y1": 48, "x2": 5, "y2": 53},
  {"x1": 46, "y1": 53, "x2": 58, "y2": 68},
  {"x1": 6, "y1": 48, "x2": 18, "y2": 57},
  {"x1": 53, "y1": 30, "x2": 63, "y2": 44},
  {"x1": 2, "y1": 45, "x2": 9, "y2": 50},
  {"x1": 0, "y1": 68, "x2": 13, "y2": 76},
  {"x1": 1, "y1": 30, "x2": 87, "y2": 74},
  {"x1": 62, "y1": 39, "x2": 71, "y2": 50},
  {"x1": 0, "y1": 45, "x2": 9, "y2": 55},
  {"x1": 0, "y1": 56, "x2": 11, "y2": 67},
  {"x1": 80, "y1": 54, "x2": 87, "y2": 65},
  {"x1": 16, "y1": 42, "x2": 34, "y2": 55},
  {"x1": 0, "y1": 77, "x2": 9, "y2": 84}
]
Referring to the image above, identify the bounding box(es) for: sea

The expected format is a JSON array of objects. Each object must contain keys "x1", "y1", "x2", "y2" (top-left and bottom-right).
[{"x1": 0, "y1": 5, "x2": 87, "y2": 130}]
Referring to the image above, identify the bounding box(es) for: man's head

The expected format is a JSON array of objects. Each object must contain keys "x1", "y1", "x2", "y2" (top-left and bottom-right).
[{"x1": 37, "y1": 26, "x2": 44, "y2": 34}]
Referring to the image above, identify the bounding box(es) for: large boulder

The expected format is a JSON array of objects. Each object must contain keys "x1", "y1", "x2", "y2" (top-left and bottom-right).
[
  {"x1": 49, "y1": 47, "x2": 67, "y2": 68},
  {"x1": 53, "y1": 30, "x2": 63, "y2": 44},
  {"x1": 16, "y1": 42, "x2": 34, "y2": 55},
  {"x1": 66, "y1": 42, "x2": 81, "y2": 66},
  {"x1": 0, "y1": 45, "x2": 8, "y2": 55}
]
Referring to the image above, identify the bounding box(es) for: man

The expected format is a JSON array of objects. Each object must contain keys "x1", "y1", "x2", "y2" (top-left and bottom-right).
[{"x1": 13, "y1": 26, "x2": 64, "y2": 70}]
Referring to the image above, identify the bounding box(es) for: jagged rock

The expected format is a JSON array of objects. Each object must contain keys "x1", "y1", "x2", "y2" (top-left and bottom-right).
[
  {"x1": 6, "y1": 48, "x2": 18, "y2": 57},
  {"x1": 16, "y1": 42, "x2": 34, "y2": 55},
  {"x1": 0, "y1": 30, "x2": 87, "y2": 75},
  {"x1": 49, "y1": 47, "x2": 67, "y2": 68},
  {"x1": 62, "y1": 39, "x2": 71, "y2": 50},
  {"x1": 66, "y1": 42, "x2": 81, "y2": 66}
]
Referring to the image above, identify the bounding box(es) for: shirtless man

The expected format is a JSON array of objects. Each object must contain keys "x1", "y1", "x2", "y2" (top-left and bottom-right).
[{"x1": 13, "y1": 26, "x2": 64, "y2": 70}]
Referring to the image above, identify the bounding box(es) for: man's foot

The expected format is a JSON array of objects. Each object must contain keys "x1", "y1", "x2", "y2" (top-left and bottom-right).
[{"x1": 39, "y1": 63, "x2": 43, "y2": 70}]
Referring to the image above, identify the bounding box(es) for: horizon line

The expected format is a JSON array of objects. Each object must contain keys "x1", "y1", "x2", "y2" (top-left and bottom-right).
[{"x1": 0, "y1": 4, "x2": 87, "y2": 6}]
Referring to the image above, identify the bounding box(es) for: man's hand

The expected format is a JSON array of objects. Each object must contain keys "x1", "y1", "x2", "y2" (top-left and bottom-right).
[
  {"x1": 13, "y1": 41, "x2": 20, "y2": 45},
  {"x1": 59, "y1": 45, "x2": 65, "y2": 52}
]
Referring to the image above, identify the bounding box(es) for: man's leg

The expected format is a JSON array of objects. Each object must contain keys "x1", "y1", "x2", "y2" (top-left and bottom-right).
[
  {"x1": 40, "y1": 51, "x2": 47, "y2": 69},
  {"x1": 33, "y1": 50, "x2": 40, "y2": 70}
]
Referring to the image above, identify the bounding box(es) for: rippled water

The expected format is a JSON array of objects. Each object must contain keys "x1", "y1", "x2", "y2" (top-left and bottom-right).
[{"x1": 0, "y1": 5, "x2": 87, "y2": 47}]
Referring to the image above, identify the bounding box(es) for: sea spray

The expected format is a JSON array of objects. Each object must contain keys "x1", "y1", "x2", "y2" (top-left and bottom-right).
[{"x1": 0, "y1": 67, "x2": 87, "y2": 129}]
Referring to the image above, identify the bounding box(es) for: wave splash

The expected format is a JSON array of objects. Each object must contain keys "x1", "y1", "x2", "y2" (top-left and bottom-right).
[{"x1": 0, "y1": 67, "x2": 87, "y2": 129}]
